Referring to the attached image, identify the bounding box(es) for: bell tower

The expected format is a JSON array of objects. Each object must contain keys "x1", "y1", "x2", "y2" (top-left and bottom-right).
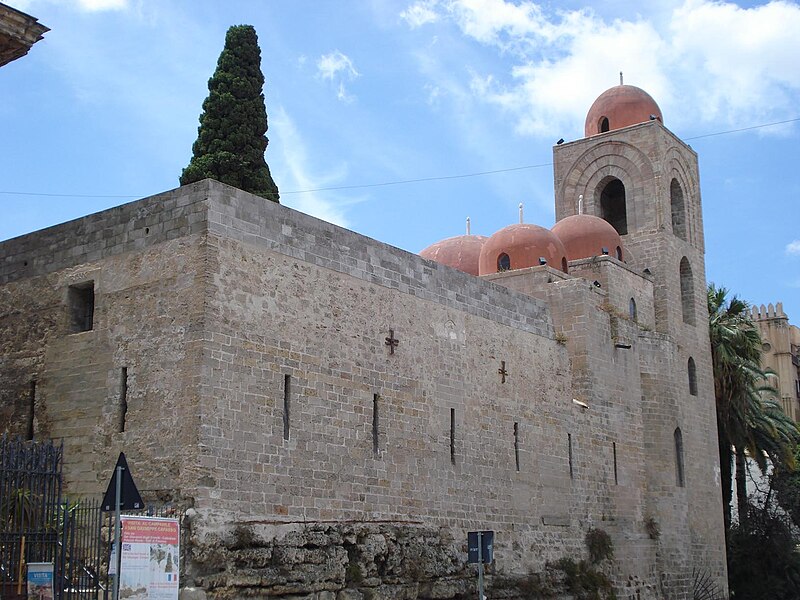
[
  {"x1": 552, "y1": 84, "x2": 727, "y2": 595},
  {"x1": 553, "y1": 84, "x2": 706, "y2": 335}
]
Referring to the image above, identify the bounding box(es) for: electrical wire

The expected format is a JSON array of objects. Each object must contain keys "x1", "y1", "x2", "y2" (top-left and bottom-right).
[{"x1": 0, "y1": 116, "x2": 797, "y2": 199}]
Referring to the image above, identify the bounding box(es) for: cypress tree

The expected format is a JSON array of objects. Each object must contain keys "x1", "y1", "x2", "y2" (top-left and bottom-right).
[{"x1": 180, "y1": 25, "x2": 280, "y2": 202}]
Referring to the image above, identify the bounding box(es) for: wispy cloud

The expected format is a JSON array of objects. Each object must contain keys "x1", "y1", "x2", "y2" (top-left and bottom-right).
[
  {"x1": 400, "y1": 0, "x2": 800, "y2": 137},
  {"x1": 786, "y1": 240, "x2": 800, "y2": 256},
  {"x1": 271, "y1": 106, "x2": 352, "y2": 227},
  {"x1": 15, "y1": 0, "x2": 128, "y2": 11},
  {"x1": 400, "y1": 0, "x2": 439, "y2": 27},
  {"x1": 317, "y1": 50, "x2": 359, "y2": 102}
]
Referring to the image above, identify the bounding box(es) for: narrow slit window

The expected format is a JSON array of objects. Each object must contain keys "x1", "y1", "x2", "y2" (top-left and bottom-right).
[
  {"x1": 283, "y1": 374, "x2": 291, "y2": 441},
  {"x1": 26, "y1": 380, "x2": 36, "y2": 441},
  {"x1": 568, "y1": 433, "x2": 574, "y2": 479},
  {"x1": 514, "y1": 422, "x2": 520, "y2": 472},
  {"x1": 613, "y1": 442, "x2": 618, "y2": 485},
  {"x1": 674, "y1": 427, "x2": 685, "y2": 487},
  {"x1": 450, "y1": 408, "x2": 456, "y2": 464},
  {"x1": 118, "y1": 367, "x2": 128, "y2": 433},
  {"x1": 68, "y1": 281, "x2": 95, "y2": 332},
  {"x1": 629, "y1": 298, "x2": 637, "y2": 320},
  {"x1": 688, "y1": 357, "x2": 698, "y2": 396},
  {"x1": 372, "y1": 393, "x2": 380, "y2": 455}
]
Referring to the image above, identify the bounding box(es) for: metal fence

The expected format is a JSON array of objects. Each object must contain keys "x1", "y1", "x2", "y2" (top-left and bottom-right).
[{"x1": 1, "y1": 436, "x2": 189, "y2": 599}]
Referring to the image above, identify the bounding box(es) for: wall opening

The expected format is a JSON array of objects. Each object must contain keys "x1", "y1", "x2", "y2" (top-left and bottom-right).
[
  {"x1": 283, "y1": 374, "x2": 291, "y2": 441},
  {"x1": 372, "y1": 393, "x2": 380, "y2": 455},
  {"x1": 674, "y1": 427, "x2": 685, "y2": 487},
  {"x1": 680, "y1": 257, "x2": 695, "y2": 325},
  {"x1": 497, "y1": 253, "x2": 511, "y2": 272},
  {"x1": 568, "y1": 433, "x2": 574, "y2": 479},
  {"x1": 599, "y1": 117, "x2": 609, "y2": 133},
  {"x1": 514, "y1": 422, "x2": 520, "y2": 472},
  {"x1": 670, "y1": 178, "x2": 687, "y2": 241},
  {"x1": 688, "y1": 357, "x2": 698, "y2": 396},
  {"x1": 68, "y1": 281, "x2": 95, "y2": 332},
  {"x1": 561, "y1": 257, "x2": 568, "y2": 273},
  {"x1": 118, "y1": 367, "x2": 128, "y2": 433},
  {"x1": 26, "y1": 381, "x2": 36, "y2": 441},
  {"x1": 450, "y1": 408, "x2": 456, "y2": 465},
  {"x1": 629, "y1": 298, "x2": 637, "y2": 320},
  {"x1": 616, "y1": 246, "x2": 623, "y2": 260},
  {"x1": 599, "y1": 178, "x2": 627, "y2": 235},
  {"x1": 613, "y1": 442, "x2": 618, "y2": 485}
]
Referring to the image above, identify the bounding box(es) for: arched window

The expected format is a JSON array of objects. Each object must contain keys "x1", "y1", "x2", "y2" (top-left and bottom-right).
[
  {"x1": 616, "y1": 246, "x2": 623, "y2": 260},
  {"x1": 679, "y1": 257, "x2": 695, "y2": 325},
  {"x1": 670, "y1": 178, "x2": 687, "y2": 241},
  {"x1": 561, "y1": 257, "x2": 568, "y2": 273},
  {"x1": 629, "y1": 298, "x2": 637, "y2": 320},
  {"x1": 688, "y1": 357, "x2": 697, "y2": 396},
  {"x1": 674, "y1": 427, "x2": 685, "y2": 487},
  {"x1": 497, "y1": 253, "x2": 511, "y2": 272},
  {"x1": 599, "y1": 117, "x2": 609, "y2": 133},
  {"x1": 599, "y1": 178, "x2": 627, "y2": 235}
]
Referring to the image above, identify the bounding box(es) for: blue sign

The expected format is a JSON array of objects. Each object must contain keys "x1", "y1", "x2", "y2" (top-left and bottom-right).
[{"x1": 467, "y1": 530, "x2": 494, "y2": 564}]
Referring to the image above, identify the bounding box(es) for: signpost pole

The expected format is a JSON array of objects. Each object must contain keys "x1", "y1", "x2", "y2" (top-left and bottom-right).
[
  {"x1": 113, "y1": 465, "x2": 122, "y2": 600},
  {"x1": 477, "y1": 531, "x2": 484, "y2": 600}
]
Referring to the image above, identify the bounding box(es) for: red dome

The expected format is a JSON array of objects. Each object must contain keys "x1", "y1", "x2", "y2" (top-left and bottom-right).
[
  {"x1": 420, "y1": 234, "x2": 488, "y2": 276},
  {"x1": 585, "y1": 85, "x2": 662, "y2": 137},
  {"x1": 552, "y1": 214, "x2": 624, "y2": 261},
  {"x1": 479, "y1": 224, "x2": 568, "y2": 275}
]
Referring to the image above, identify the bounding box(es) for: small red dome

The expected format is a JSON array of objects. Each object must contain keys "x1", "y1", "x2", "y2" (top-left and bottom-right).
[
  {"x1": 420, "y1": 234, "x2": 488, "y2": 276},
  {"x1": 585, "y1": 85, "x2": 662, "y2": 137},
  {"x1": 479, "y1": 224, "x2": 568, "y2": 275},
  {"x1": 552, "y1": 214, "x2": 624, "y2": 261}
]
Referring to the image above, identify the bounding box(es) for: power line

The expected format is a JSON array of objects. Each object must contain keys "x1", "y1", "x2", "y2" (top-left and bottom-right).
[{"x1": 0, "y1": 116, "x2": 797, "y2": 199}]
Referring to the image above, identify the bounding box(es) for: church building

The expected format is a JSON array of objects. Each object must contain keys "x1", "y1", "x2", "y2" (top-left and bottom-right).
[{"x1": 0, "y1": 84, "x2": 727, "y2": 599}]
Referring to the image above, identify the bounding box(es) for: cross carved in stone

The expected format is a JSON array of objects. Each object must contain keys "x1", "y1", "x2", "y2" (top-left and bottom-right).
[
  {"x1": 498, "y1": 360, "x2": 509, "y2": 383},
  {"x1": 385, "y1": 329, "x2": 399, "y2": 355}
]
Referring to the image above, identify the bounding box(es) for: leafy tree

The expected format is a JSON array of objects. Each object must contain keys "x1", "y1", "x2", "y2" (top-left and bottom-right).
[
  {"x1": 773, "y1": 443, "x2": 800, "y2": 529},
  {"x1": 180, "y1": 25, "x2": 280, "y2": 202},
  {"x1": 708, "y1": 284, "x2": 799, "y2": 529}
]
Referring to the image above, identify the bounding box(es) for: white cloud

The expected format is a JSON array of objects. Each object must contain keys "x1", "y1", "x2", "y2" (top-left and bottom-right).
[
  {"x1": 77, "y1": 0, "x2": 127, "y2": 10},
  {"x1": 317, "y1": 50, "x2": 359, "y2": 102},
  {"x1": 15, "y1": 0, "x2": 128, "y2": 11},
  {"x1": 270, "y1": 106, "x2": 352, "y2": 227},
  {"x1": 402, "y1": 0, "x2": 800, "y2": 137},
  {"x1": 400, "y1": 0, "x2": 440, "y2": 27},
  {"x1": 317, "y1": 50, "x2": 359, "y2": 81},
  {"x1": 786, "y1": 240, "x2": 800, "y2": 256}
]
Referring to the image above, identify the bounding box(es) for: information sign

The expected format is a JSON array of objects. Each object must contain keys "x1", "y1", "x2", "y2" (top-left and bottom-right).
[{"x1": 119, "y1": 516, "x2": 180, "y2": 600}]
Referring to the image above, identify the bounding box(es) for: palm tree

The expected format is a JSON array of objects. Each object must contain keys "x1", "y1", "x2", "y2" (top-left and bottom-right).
[{"x1": 708, "y1": 284, "x2": 800, "y2": 529}]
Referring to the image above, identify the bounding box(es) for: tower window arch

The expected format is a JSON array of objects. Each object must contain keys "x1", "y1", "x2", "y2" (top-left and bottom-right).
[
  {"x1": 629, "y1": 298, "x2": 637, "y2": 320},
  {"x1": 561, "y1": 257, "x2": 568, "y2": 273},
  {"x1": 688, "y1": 357, "x2": 697, "y2": 396},
  {"x1": 674, "y1": 427, "x2": 685, "y2": 487},
  {"x1": 671, "y1": 178, "x2": 687, "y2": 241},
  {"x1": 599, "y1": 117, "x2": 609, "y2": 133},
  {"x1": 679, "y1": 257, "x2": 695, "y2": 325},
  {"x1": 599, "y1": 178, "x2": 627, "y2": 235},
  {"x1": 497, "y1": 253, "x2": 511, "y2": 272},
  {"x1": 616, "y1": 246, "x2": 623, "y2": 260}
]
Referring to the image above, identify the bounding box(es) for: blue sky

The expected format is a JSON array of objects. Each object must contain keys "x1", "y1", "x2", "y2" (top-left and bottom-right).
[{"x1": 1, "y1": 0, "x2": 798, "y2": 320}]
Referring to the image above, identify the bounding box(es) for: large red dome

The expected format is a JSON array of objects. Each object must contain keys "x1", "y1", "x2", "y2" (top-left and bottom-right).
[
  {"x1": 479, "y1": 224, "x2": 568, "y2": 275},
  {"x1": 585, "y1": 85, "x2": 662, "y2": 137},
  {"x1": 552, "y1": 214, "x2": 624, "y2": 261},
  {"x1": 419, "y1": 234, "x2": 487, "y2": 276}
]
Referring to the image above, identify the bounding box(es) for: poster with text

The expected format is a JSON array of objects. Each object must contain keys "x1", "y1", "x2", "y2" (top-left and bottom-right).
[
  {"x1": 119, "y1": 516, "x2": 180, "y2": 600},
  {"x1": 26, "y1": 562, "x2": 54, "y2": 600}
]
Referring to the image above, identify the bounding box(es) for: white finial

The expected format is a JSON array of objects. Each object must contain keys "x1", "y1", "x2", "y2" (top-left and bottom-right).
[
  {"x1": 519, "y1": 203, "x2": 524, "y2": 224},
  {"x1": 578, "y1": 194, "x2": 584, "y2": 215},
  {"x1": 466, "y1": 216, "x2": 471, "y2": 235},
  {"x1": 620, "y1": 71, "x2": 623, "y2": 85}
]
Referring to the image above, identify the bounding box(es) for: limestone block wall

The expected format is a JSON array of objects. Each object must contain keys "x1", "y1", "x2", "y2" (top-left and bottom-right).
[{"x1": 0, "y1": 187, "x2": 209, "y2": 497}]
